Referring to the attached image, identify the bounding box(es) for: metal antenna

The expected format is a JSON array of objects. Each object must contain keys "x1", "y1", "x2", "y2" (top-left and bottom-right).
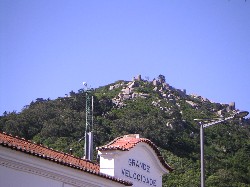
[{"x1": 83, "y1": 82, "x2": 94, "y2": 161}]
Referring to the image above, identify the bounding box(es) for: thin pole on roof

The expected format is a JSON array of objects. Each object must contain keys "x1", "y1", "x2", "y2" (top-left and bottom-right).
[{"x1": 83, "y1": 83, "x2": 94, "y2": 161}]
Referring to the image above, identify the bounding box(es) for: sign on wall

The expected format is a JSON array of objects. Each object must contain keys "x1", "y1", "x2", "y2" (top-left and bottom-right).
[{"x1": 121, "y1": 158, "x2": 157, "y2": 186}]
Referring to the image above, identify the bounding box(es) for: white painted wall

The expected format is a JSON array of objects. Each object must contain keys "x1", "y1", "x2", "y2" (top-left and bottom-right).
[
  {"x1": 0, "y1": 166, "x2": 62, "y2": 187},
  {"x1": 99, "y1": 151, "x2": 116, "y2": 176},
  {"x1": 0, "y1": 147, "x2": 128, "y2": 187},
  {"x1": 99, "y1": 142, "x2": 169, "y2": 187}
]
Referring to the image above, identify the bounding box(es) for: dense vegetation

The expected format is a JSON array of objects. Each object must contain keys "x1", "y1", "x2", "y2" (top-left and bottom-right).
[{"x1": 1, "y1": 75, "x2": 250, "y2": 187}]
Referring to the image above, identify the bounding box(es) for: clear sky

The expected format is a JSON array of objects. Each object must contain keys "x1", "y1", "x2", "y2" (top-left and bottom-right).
[{"x1": 0, "y1": 0, "x2": 250, "y2": 117}]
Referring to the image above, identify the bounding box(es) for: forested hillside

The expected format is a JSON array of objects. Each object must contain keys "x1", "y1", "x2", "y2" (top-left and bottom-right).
[{"x1": 1, "y1": 75, "x2": 250, "y2": 187}]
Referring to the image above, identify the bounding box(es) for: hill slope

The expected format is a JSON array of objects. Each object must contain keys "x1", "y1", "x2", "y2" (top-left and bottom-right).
[{"x1": 1, "y1": 74, "x2": 250, "y2": 186}]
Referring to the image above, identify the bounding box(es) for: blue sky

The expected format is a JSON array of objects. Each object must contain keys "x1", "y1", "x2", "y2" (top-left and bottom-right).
[{"x1": 0, "y1": 0, "x2": 250, "y2": 117}]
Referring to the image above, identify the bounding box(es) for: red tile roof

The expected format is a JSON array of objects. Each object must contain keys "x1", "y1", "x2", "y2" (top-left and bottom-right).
[
  {"x1": 0, "y1": 132, "x2": 132, "y2": 186},
  {"x1": 97, "y1": 134, "x2": 173, "y2": 172}
]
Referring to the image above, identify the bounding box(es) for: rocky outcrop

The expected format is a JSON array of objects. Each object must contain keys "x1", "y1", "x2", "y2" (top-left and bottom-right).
[{"x1": 110, "y1": 74, "x2": 236, "y2": 118}]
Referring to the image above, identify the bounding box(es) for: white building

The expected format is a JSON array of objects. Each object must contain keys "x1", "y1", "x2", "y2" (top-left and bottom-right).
[
  {"x1": 0, "y1": 132, "x2": 172, "y2": 187},
  {"x1": 98, "y1": 134, "x2": 173, "y2": 187}
]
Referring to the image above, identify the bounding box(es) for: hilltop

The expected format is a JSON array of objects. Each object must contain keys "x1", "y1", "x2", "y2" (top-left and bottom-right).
[{"x1": 0, "y1": 74, "x2": 249, "y2": 186}]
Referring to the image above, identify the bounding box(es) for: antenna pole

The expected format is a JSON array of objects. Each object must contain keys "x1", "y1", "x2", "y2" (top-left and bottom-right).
[{"x1": 84, "y1": 91, "x2": 94, "y2": 160}]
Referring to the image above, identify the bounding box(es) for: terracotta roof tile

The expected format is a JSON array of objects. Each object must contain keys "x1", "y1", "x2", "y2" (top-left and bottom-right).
[
  {"x1": 97, "y1": 134, "x2": 173, "y2": 172},
  {"x1": 0, "y1": 132, "x2": 132, "y2": 186}
]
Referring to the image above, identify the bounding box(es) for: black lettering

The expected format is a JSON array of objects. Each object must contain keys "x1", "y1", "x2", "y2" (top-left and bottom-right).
[
  {"x1": 150, "y1": 179, "x2": 152, "y2": 185},
  {"x1": 131, "y1": 159, "x2": 135, "y2": 167},
  {"x1": 129, "y1": 170, "x2": 133, "y2": 179},
  {"x1": 142, "y1": 163, "x2": 146, "y2": 170},
  {"x1": 137, "y1": 173, "x2": 141, "y2": 181},
  {"x1": 136, "y1": 160, "x2": 140, "y2": 168},
  {"x1": 133, "y1": 172, "x2": 137, "y2": 179},
  {"x1": 122, "y1": 168, "x2": 157, "y2": 186},
  {"x1": 128, "y1": 159, "x2": 132, "y2": 166},
  {"x1": 125, "y1": 169, "x2": 129, "y2": 177},
  {"x1": 152, "y1": 180, "x2": 157, "y2": 187},
  {"x1": 128, "y1": 158, "x2": 151, "y2": 173},
  {"x1": 125, "y1": 169, "x2": 130, "y2": 178},
  {"x1": 142, "y1": 176, "x2": 146, "y2": 183},
  {"x1": 147, "y1": 165, "x2": 150, "y2": 173}
]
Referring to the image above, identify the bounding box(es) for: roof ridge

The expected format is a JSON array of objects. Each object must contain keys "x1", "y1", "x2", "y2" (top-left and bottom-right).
[
  {"x1": 0, "y1": 131, "x2": 99, "y2": 165},
  {"x1": 97, "y1": 134, "x2": 173, "y2": 172}
]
